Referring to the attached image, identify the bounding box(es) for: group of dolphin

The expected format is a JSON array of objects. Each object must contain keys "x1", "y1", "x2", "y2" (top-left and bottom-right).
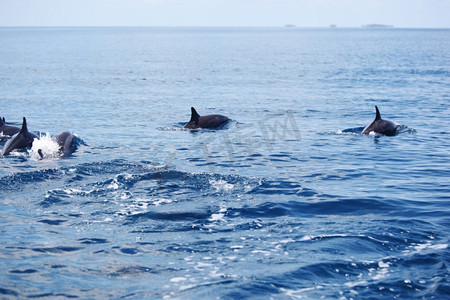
[
  {"x1": 185, "y1": 105, "x2": 399, "y2": 136},
  {"x1": 0, "y1": 117, "x2": 75, "y2": 157},
  {"x1": 1, "y1": 105, "x2": 398, "y2": 157}
]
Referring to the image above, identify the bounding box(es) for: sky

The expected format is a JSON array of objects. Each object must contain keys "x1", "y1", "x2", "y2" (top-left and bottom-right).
[{"x1": 0, "y1": 0, "x2": 449, "y2": 28}]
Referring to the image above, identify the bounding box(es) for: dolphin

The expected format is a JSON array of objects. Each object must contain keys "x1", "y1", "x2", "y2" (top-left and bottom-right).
[
  {"x1": 184, "y1": 107, "x2": 229, "y2": 129},
  {"x1": 36, "y1": 131, "x2": 75, "y2": 159},
  {"x1": 2, "y1": 117, "x2": 38, "y2": 155},
  {"x1": 54, "y1": 131, "x2": 76, "y2": 155},
  {"x1": 36, "y1": 132, "x2": 76, "y2": 159},
  {"x1": 0, "y1": 116, "x2": 20, "y2": 136},
  {"x1": 362, "y1": 106, "x2": 399, "y2": 136}
]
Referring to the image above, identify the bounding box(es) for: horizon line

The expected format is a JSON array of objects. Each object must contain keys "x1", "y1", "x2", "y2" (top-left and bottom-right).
[{"x1": 0, "y1": 25, "x2": 449, "y2": 29}]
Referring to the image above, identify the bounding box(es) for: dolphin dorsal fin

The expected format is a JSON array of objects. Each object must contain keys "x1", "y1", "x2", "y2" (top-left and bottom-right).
[
  {"x1": 375, "y1": 106, "x2": 381, "y2": 120},
  {"x1": 0, "y1": 116, "x2": 4, "y2": 126},
  {"x1": 190, "y1": 107, "x2": 200, "y2": 124},
  {"x1": 20, "y1": 117, "x2": 28, "y2": 133}
]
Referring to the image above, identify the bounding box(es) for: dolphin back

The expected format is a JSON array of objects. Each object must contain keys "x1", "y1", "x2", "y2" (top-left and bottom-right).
[
  {"x1": 1, "y1": 117, "x2": 38, "y2": 155},
  {"x1": 198, "y1": 115, "x2": 229, "y2": 129},
  {"x1": 0, "y1": 116, "x2": 21, "y2": 136},
  {"x1": 54, "y1": 131, "x2": 75, "y2": 155},
  {"x1": 184, "y1": 107, "x2": 229, "y2": 129},
  {"x1": 362, "y1": 106, "x2": 399, "y2": 136},
  {"x1": 2, "y1": 132, "x2": 35, "y2": 155}
]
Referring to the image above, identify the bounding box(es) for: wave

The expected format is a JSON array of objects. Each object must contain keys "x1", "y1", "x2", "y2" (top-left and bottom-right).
[
  {"x1": 0, "y1": 159, "x2": 433, "y2": 220},
  {"x1": 330, "y1": 125, "x2": 416, "y2": 136},
  {"x1": 1, "y1": 159, "x2": 448, "y2": 299},
  {"x1": 0, "y1": 159, "x2": 261, "y2": 206},
  {"x1": 155, "y1": 226, "x2": 449, "y2": 299},
  {"x1": 158, "y1": 120, "x2": 236, "y2": 132}
]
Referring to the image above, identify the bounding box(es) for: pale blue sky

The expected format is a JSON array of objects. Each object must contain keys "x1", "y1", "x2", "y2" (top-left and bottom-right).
[{"x1": 0, "y1": 0, "x2": 449, "y2": 28}]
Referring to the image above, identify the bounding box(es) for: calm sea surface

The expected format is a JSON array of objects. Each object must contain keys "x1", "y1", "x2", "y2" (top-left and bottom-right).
[{"x1": 1, "y1": 27, "x2": 449, "y2": 299}]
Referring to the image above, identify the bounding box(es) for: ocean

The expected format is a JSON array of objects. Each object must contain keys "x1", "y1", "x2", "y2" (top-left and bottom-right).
[{"x1": 0, "y1": 27, "x2": 449, "y2": 299}]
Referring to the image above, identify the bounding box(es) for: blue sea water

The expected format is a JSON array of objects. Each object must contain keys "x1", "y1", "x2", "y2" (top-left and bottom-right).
[{"x1": 0, "y1": 27, "x2": 449, "y2": 299}]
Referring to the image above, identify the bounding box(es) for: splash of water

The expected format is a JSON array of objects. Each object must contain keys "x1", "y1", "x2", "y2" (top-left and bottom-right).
[{"x1": 29, "y1": 133, "x2": 60, "y2": 159}]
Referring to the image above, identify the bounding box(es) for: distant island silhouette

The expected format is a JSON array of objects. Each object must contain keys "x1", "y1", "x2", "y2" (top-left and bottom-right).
[
  {"x1": 362, "y1": 24, "x2": 393, "y2": 28},
  {"x1": 280, "y1": 24, "x2": 396, "y2": 29}
]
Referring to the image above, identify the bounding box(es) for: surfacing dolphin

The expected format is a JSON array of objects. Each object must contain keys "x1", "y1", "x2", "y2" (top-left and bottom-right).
[
  {"x1": 54, "y1": 131, "x2": 76, "y2": 156},
  {"x1": 362, "y1": 106, "x2": 399, "y2": 136},
  {"x1": 0, "y1": 116, "x2": 20, "y2": 136},
  {"x1": 36, "y1": 131, "x2": 76, "y2": 159},
  {"x1": 184, "y1": 107, "x2": 229, "y2": 129},
  {"x1": 2, "y1": 117, "x2": 38, "y2": 156}
]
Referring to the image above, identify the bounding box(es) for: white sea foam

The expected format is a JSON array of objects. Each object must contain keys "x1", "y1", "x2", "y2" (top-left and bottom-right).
[
  {"x1": 280, "y1": 286, "x2": 323, "y2": 299},
  {"x1": 107, "y1": 181, "x2": 119, "y2": 190},
  {"x1": 230, "y1": 245, "x2": 244, "y2": 249},
  {"x1": 170, "y1": 277, "x2": 187, "y2": 283},
  {"x1": 370, "y1": 260, "x2": 391, "y2": 280},
  {"x1": 414, "y1": 242, "x2": 448, "y2": 252},
  {"x1": 209, "y1": 206, "x2": 227, "y2": 222},
  {"x1": 209, "y1": 179, "x2": 234, "y2": 192},
  {"x1": 153, "y1": 198, "x2": 173, "y2": 206},
  {"x1": 29, "y1": 133, "x2": 60, "y2": 159}
]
